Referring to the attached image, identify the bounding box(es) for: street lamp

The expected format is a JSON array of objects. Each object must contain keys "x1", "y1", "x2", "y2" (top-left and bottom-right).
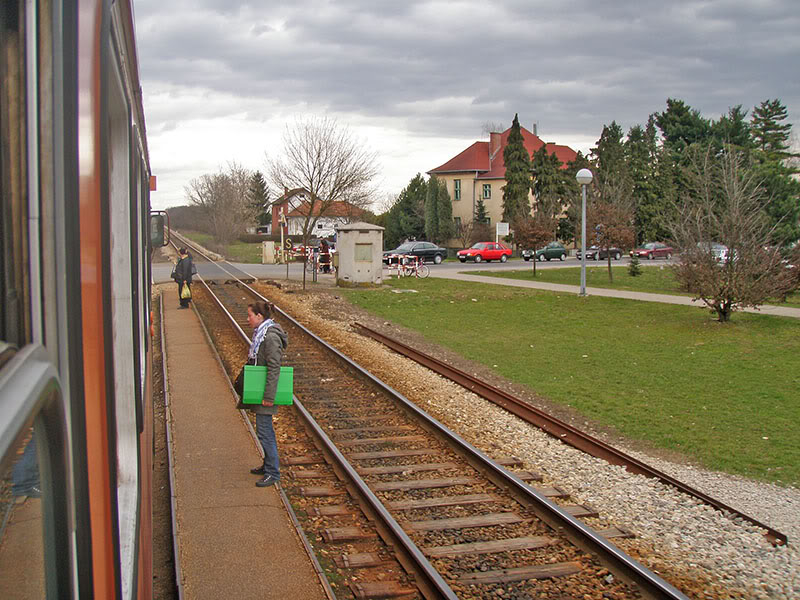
[{"x1": 576, "y1": 168, "x2": 593, "y2": 297}]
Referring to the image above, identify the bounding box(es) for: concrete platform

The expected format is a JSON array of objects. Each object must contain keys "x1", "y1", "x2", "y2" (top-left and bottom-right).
[{"x1": 163, "y1": 293, "x2": 327, "y2": 600}]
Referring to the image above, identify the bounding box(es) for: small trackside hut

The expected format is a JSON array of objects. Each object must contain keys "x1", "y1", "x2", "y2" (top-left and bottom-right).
[{"x1": 334, "y1": 222, "x2": 384, "y2": 286}]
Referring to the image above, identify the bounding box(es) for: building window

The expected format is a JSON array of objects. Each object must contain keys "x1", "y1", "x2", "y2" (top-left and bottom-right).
[
  {"x1": 483, "y1": 184, "x2": 491, "y2": 199},
  {"x1": 355, "y1": 243, "x2": 372, "y2": 262},
  {"x1": 454, "y1": 179, "x2": 461, "y2": 200},
  {"x1": 454, "y1": 216, "x2": 461, "y2": 228}
]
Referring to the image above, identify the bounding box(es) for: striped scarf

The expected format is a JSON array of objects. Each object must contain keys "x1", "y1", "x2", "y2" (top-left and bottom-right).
[{"x1": 248, "y1": 318, "x2": 275, "y2": 360}]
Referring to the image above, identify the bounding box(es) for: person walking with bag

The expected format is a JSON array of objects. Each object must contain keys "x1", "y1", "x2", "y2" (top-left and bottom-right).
[
  {"x1": 244, "y1": 300, "x2": 288, "y2": 487},
  {"x1": 173, "y1": 247, "x2": 194, "y2": 308}
]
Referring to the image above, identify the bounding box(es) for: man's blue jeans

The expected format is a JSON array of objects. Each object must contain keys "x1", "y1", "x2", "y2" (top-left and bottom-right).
[
  {"x1": 255, "y1": 414, "x2": 280, "y2": 480},
  {"x1": 12, "y1": 434, "x2": 40, "y2": 496}
]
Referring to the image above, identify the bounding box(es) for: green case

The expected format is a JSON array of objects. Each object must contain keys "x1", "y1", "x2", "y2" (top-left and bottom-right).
[{"x1": 242, "y1": 365, "x2": 294, "y2": 405}]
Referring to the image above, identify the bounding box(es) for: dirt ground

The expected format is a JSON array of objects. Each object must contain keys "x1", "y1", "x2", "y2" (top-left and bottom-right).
[{"x1": 151, "y1": 290, "x2": 177, "y2": 599}]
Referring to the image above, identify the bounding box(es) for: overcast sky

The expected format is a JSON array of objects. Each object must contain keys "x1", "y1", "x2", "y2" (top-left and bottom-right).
[{"x1": 134, "y1": 0, "x2": 800, "y2": 211}]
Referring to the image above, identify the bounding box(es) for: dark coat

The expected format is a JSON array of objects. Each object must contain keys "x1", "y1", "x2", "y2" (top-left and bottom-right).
[
  {"x1": 249, "y1": 323, "x2": 288, "y2": 415},
  {"x1": 174, "y1": 256, "x2": 193, "y2": 284}
]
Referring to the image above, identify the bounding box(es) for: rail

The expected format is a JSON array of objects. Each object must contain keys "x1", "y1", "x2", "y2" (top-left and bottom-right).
[{"x1": 351, "y1": 321, "x2": 788, "y2": 546}]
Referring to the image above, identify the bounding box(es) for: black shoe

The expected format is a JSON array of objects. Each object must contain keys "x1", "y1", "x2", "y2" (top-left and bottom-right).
[
  {"x1": 250, "y1": 465, "x2": 265, "y2": 475},
  {"x1": 255, "y1": 475, "x2": 278, "y2": 488}
]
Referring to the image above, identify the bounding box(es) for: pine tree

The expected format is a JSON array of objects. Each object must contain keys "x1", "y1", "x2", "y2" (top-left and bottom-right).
[
  {"x1": 655, "y1": 98, "x2": 712, "y2": 162},
  {"x1": 751, "y1": 99, "x2": 795, "y2": 164},
  {"x1": 750, "y1": 99, "x2": 800, "y2": 244},
  {"x1": 425, "y1": 175, "x2": 442, "y2": 243},
  {"x1": 531, "y1": 146, "x2": 565, "y2": 221},
  {"x1": 436, "y1": 178, "x2": 455, "y2": 244},
  {"x1": 712, "y1": 105, "x2": 752, "y2": 151},
  {"x1": 384, "y1": 174, "x2": 427, "y2": 248},
  {"x1": 501, "y1": 114, "x2": 532, "y2": 223},
  {"x1": 628, "y1": 254, "x2": 642, "y2": 277},
  {"x1": 247, "y1": 171, "x2": 271, "y2": 226},
  {"x1": 474, "y1": 198, "x2": 489, "y2": 223},
  {"x1": 592, "y1": 121, "x2": 632, "y2": 206}
]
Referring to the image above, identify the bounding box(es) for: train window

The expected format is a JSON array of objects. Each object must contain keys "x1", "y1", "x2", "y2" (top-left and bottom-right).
[
  {"x1": 0, "y1": 1, "x2": 32, "y2": 347},
  {"x1": 0, "y1": 425, "x2": 46, "y2": 597},
  {"x1": 0, "y1": 345, "x2": 72, "y2": 597},
  {"x1": 107, "y1": 38, "x2": 140, "y2": 597}
]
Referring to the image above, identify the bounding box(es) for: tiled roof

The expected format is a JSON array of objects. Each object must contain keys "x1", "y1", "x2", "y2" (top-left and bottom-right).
[
  {"x1": 287, "y1": 200, "x2": 365, "y2": 218},
  {"x1": 428, "y1": 141, "x2": 490, "y2": 173},
  {"x1": 428, "y1": 126, "x2": 577, "y2": 179}
]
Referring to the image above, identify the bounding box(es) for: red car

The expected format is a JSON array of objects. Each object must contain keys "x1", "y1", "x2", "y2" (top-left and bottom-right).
[
  {"x1": 457, "y1": 242, "x2": 512, "y2": 263},
  {"x1": 630, "y1": 242, "x2": 673, "y2": 260}
]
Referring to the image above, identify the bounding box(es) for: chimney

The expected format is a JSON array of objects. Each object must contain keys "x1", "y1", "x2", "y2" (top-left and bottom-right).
[
  {"x1": 532, "y1": 123, "x2": 538, "y2": 137},
  {"x1": 489, "y1": 131, "x2": 501, "y2": 158}
]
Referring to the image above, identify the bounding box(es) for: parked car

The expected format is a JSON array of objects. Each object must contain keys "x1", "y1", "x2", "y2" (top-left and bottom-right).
[
  {"x1": 576, "y1": 245, "x2": 623, "y2": 261},
  {"x1": 457, "y1": 242, "x2": 512, "y2": 263},
  {"x1": 523, "y1": 241, "x2": 567, "y2": 261},
  {"x1": 697, "y1": 242, "x2": 730, "y2": 263},
  {"x1": 383, "y1": 241, "x2": 448, "y2": 264},
  {"x1": 630, "y1": 242, "x2": 673, "y2": 260}
]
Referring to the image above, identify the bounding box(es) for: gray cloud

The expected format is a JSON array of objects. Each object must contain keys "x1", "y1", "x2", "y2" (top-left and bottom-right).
[{"x1": 135, "y1": 0, "x2": 800, "y2": 205}]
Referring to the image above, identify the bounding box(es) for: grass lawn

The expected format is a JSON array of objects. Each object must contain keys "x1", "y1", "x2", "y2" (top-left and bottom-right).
[
  {"x1": 178, "y1": 232, "x2": 264, "y2": 263},
  {"x1": 340, "y1": 277, "x2": 800, "y2": 486},
  {"x1": 477, "y1": 264, "x2": 800, "y2": 308}
]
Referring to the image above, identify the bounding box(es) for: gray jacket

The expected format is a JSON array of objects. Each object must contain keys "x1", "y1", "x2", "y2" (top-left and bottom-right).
[{"x1": 249, "y1": 323, "x2": 288, "y2": 415}]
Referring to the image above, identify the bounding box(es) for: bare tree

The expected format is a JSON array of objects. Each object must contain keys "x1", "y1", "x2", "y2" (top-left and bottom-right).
[
  {"x1": 513, "y1": 215, "x2": 556, "y2": 277},
  {"x1": 481, "y1": 121, "x2": 506, "y2": 137},
  {"x1": 668, "y1": 146, "x2": 800, "y2": 321},
  {"x1": 586, "y1": 200, "x2": 636, "y2": 282},
  {"x1": 455, "y1": 219, "x2": 475, "y2": 249},
  {"x1": 184, "y1": 161, "x2": 254, "y2": 246},
  {"x1": 266, "y1": 116, "x2": 379, "y2": 287}
]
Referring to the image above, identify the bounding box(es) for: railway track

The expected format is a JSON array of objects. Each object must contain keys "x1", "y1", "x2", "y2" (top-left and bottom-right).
[{"x1": 190, "y1": 277, "x2": 690, "y2": 600}]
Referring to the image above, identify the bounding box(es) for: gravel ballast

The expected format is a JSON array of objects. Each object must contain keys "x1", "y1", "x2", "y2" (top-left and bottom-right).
[{"x1": 259, "y1": 283, "x2": 800, "y2": 599}]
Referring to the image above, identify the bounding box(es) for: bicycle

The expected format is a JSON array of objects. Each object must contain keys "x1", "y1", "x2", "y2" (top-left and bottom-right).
[{"x1": 397, "y1": 255, "x2": 429, "y2": 278}]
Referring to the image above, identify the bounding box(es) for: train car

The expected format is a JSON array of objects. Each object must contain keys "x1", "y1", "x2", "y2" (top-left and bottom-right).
[{"x1": 0, "y1": 1, "x2": 158, "y2": 598}]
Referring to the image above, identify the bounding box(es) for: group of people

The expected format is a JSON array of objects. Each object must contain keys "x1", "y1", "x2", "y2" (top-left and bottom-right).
[{"x1": 171, "y1": 247, "x2": 287, "y2": 488}]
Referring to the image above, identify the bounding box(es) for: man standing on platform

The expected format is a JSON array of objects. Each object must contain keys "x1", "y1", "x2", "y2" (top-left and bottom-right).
[{"x1": 173, "y1": 247, "x2": 194, "y2": 308}]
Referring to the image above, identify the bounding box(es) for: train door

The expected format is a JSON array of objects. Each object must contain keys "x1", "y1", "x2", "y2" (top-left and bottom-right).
[{"x1": 0, "y1": 2, "x2": 76, "y2": 597}]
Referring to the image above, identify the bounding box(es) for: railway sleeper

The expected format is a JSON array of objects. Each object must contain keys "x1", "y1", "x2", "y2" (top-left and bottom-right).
[
  {"x1": 403, "y1": 512, "x2": 526, "y2": 532},
  {"x1": 350, "y1": 581, "x2": 419, "y2": 599},
  {"x1": 321, "y1": 526, "x2": 378, "y2": 542},
  {"x1": 457, "y1": 561, "x2": 583, "y2": 585},
  {"x1": 423, "y1": 535, "x2": 556, "y2": 558}
]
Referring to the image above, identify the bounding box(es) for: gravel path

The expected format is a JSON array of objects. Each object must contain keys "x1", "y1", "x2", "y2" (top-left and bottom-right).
[{"x1": 262, "y1": 283, "x2": 800, "y2": 599}]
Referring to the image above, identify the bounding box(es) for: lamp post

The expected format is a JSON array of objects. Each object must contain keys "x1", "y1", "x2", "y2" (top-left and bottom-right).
[{"x1": 576, "y1": 168, "x2": 593, "y2": 297}]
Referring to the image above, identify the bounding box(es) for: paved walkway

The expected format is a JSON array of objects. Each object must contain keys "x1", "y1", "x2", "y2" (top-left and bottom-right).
[
  {"x1": 428, "y1": 271, "x2": 800, "y2": 319},
  {"x1": 163, "y1": 294, "x2": 326, "y2": 600}
]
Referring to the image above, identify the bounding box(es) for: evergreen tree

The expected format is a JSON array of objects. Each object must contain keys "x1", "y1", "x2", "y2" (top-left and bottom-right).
[
  {"x1": 474, "y1": 197, "x2": 489, "y2": 224},
  {"x1": 628, "y1": 254, "x2": 642, "y2": 277},
  {"x1": 436, "y1": 178, "x2": 455, "y2": 243},
  {"x1": 531, "y1": 146, "x2": 566, "y2": 222},
  {"x1": 626, "y1": 119, "x2": 660, "y2": 244},
  {"x1": 501, "y1": 114, "x2": 532, "y2": 223},
  {"x1": 749, "y1": 99, "x2": 800, "y2": 244},
  {"x1": 384, "y1": 174, "x2": 427, "y2": 248},
  {"x1": 712, "y1": 105, "x2": 752, "y2": 151},
  {"x1": 655, "y1": 98, "x2": 712, "y2": 161},
  {"x1": 560, "y1": 152, "x2": 592, "y2": 247},
  {"x1": 247, "y1": 171, "x2": 271, "y2": 226},
  {"x1": 592, "y1": 121, "x2": 632, "y2": 206},
  {"x1": 751, "y1": 99, "x2": 796, "y2": 165},
  {"x1": 425, "y1": 175, "x2": 454, "y2": 244}
]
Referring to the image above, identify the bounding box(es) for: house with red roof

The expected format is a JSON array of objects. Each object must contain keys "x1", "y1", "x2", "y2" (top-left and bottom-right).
[
  {"x1": 427, "y1": 124, "x2": 577, "y2": 237},
  {"x1": 268, "y1": 187, "x2": 366, "y2": 239}
]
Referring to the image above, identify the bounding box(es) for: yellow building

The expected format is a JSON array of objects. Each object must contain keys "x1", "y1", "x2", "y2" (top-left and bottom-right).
[{"x1": 427, "y1": 125, "x2": 577, "y2": 245}]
